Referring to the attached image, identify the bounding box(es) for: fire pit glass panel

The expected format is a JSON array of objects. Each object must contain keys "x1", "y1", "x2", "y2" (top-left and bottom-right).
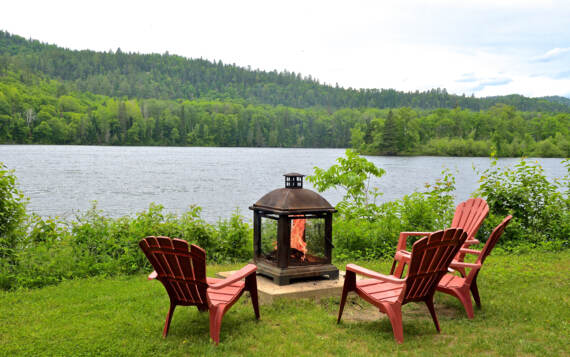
[
  {"x1": 260, "y1": 217, "x2": 278, "y2": 259},
  {"x1": 304, "y1": 219, "x2": 326, "y2": 262},
  {"x1": 259, "y1": 216, "x2": 327, "y2": 266}
]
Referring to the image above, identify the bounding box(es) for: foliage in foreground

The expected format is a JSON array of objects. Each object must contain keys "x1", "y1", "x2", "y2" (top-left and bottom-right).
[
  {"x1": 1, "y1": 152, "x2": 569, "y2": 290},
  {"x1": 476, "y1": 157, "x2": 570, "y2": 252},
  {"x1": 1, "y1": 252, "x2": 568, "y2": 356},
  {"x1": 0, "y1": 163, "x2": 26, "y2": 263},
  {"x1": 309, "y1": 150, "x2": 458, "y2": 260},
  {"x1": 309, "y1": 152, "x2": 569, "y2": 260},
  {"x1": 0, "y1": 200, "x2": 251, "y2": 290}
]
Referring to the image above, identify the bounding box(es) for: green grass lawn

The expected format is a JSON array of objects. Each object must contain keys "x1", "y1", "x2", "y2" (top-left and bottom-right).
[{"x1": 1, "y1": 251, "x2": 569, "y2": 356}]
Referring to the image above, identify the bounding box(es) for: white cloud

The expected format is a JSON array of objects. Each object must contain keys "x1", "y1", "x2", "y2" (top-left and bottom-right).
[{"x1": 533, "y1": 47, "x2": 570, "y2": 62}]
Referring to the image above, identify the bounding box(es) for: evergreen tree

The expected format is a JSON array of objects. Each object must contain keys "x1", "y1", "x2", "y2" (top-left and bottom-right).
[{"x1": 381, "y1": 110, "x2": 399, "y2": 155}]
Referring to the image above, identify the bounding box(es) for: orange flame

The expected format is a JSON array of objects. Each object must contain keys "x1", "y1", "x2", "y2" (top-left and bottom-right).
[{"x1": 290, "y1": 218, "x2": 307, "y2": 260}]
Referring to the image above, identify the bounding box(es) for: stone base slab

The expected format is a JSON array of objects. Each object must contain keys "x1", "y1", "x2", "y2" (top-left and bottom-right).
[
  {"x1": 255, "y1": 260, "x2": 339, "y2": 285},
  {"x1": 216, "y1": 270, "x2": 358, "y2": 304}
]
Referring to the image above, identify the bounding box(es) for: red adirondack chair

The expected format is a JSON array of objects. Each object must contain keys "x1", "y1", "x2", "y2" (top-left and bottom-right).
[
  {"x1": 139, "y1": 236, "x2": 260, "y2": 344},
  {"x1": 338, "y1": 228, "x2": 468, "y2": 343},
  {"x1": 437, "y1": 215, "x2": 512, "y2": 318},
  {"x1": 391, "y1": 198, "x2": 489, "y2": 278}
]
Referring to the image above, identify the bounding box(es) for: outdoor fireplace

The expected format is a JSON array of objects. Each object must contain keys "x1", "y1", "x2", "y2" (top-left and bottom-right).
[{"x1": 249, "y1": 173, "x2": 339, "y2": 285}]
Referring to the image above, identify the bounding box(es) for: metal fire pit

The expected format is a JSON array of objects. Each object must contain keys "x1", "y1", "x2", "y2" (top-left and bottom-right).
[{"x1": 249, "y1": 173, "x2": 339, "y2": 285}]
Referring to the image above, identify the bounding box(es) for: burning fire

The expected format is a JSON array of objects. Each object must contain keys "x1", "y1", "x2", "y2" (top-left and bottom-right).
[
  {"x1": 290, "y1": 218, "x2": 307, "y2": 260},
  {"x1": 271, "y1": 218, "x2": 308, "y2": 262}
]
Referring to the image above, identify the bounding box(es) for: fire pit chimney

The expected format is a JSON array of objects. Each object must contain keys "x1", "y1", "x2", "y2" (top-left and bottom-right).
[{"x1": 284, "y1": 173, "x2": 304, "y2": 189}]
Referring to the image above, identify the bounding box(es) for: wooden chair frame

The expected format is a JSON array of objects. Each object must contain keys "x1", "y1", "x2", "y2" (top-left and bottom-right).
[
  {"x1": 391, "y1": 198, "x2": 489, "y2": 278},
  {"x1": 338, "y1": 228, "x2": 468, "y2": 343},
  {"x1": 437, "y1": 215, "x2": 512, "y2": 318},
  {"x1": 139, "y1": 236, "x2": 260, "y2": 344}
]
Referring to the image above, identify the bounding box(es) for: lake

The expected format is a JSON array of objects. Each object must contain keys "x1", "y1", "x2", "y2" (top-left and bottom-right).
[{"x1": 0, "y1": 145, "x2": 566, "y2": 222}]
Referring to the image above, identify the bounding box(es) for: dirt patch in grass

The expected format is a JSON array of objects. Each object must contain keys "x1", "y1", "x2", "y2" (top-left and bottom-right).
[
  {"x1": 338, "y1": 299, "x2": 383, "y2": 322},
  {"x1": 403, "y1": 301, "x2": 461, "y2": 319},
  {"x1": 336, "y1": 297, "x2": 462, "y2": 323}
]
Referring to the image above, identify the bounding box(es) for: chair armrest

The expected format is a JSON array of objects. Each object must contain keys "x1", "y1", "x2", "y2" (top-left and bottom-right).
[
  {"x1": 397, "y1": 232, "x2": 431, "y2": 250},
  {"x1": 346, "y1": 264, "x2": 406, "y2": 284},
  {"x1": 459, "y1": 248, "x2": 481, "y2": 256},
  {"x1": 393, "y1": 249, "x2": 411, "y2": 263},
  {"x1": 209, "y1": 264, "x2": 257, "y2": 290},
  {"x1": 449, "y1": 261, "x2": 480, "y2": 270},
  {"x1": 463, "y1": 239, "x2": 480, "y2": 247},
  {"x1": 148, "y1": 271, "x2": 158, "y2": 280}
]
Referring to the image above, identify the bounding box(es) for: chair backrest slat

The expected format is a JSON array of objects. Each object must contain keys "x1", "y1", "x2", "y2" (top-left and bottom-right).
[
  {"x1": 463, "y1": 215, "x2": 512, "y2": 285},
  {"x1": 139, "y1": 236, "x2": 208, "y2": 306},
  {"x1": 190, "y1": 245, "x2": 207, "y2": 303},
  {"x1": 478, "y1": 215, "x2": 512, "y2": 264},
  {"x1": 403, "y1": 228, "x2": 467, "y2": 302},
  {"x1": 451, "y1": 198, "x2": 489, "y2": 241}
]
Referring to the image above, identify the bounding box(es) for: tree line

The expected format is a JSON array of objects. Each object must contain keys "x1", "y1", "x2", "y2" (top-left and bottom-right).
[
  {"x1": 353, "y1": 106, "x2": 569, "y2": 157},
  {"x1": 0, "y1": 68, "x2": 568, "y2": 157},
  {"x1": 2, "y1": 30, "x2": 570, "y2": 113}
]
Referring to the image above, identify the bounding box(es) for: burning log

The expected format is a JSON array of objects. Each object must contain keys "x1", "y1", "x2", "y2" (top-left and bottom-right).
[{"x1": 290, "y1": 218, "x2": 307, "y2": 260}]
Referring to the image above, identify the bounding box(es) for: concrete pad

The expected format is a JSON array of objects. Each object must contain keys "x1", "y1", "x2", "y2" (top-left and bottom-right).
[{"x1": 216, "y1": 270, "x2": 358, "y2": 304}]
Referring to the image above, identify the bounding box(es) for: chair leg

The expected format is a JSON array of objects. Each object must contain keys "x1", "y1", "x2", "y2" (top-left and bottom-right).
[
  {"x1": 338, "y1": 270, "x2": 356, "y2": 323},
  {"x1": 470, "y1": 275, "x2": 481, "y2": 308},
  {"x1": 162, "y1": 302, "x2": 176, "y2": 338},
  {"x1": 425, "y1": 296, "x2": 440, "y2": 332},
  {"x1": 209, "y1": 306, "x2": 225, "y2": 345},
  {"x1": 246, "y1": 274, "x2": 260, "y2": 320},
  {"x1": 456, "y1": 288, "x2": 475, "y2": 319},
  {"x1": 392, "y1": 261, "x2": 406, "y2": 278},
  {"x1": 385, "y1": 304, "x2": 404, "y2": 344}
]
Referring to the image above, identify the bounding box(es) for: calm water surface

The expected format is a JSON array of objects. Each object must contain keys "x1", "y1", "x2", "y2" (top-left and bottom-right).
[{"x1": 0, "y1": 145, "x2": 566, "y2": 222}]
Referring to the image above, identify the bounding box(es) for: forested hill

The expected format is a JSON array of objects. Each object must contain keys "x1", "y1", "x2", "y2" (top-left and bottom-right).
[{"x1": 1, "y1": 31, "x2": 569, "y2": 112}]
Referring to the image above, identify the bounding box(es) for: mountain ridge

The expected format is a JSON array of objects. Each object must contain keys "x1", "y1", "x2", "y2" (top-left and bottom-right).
[{"x1": 0, "y1": 30, "x2": 569, "y2": 112}]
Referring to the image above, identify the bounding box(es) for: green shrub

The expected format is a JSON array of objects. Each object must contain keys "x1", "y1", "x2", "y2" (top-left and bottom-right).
[
  {"x1": 1, "y1": 214, "x2": 74, "y2": 289},
  {"x1": 0, "y1": 163, "x2": 28, "y2": 289},
  {"x1": 332, "y1": 203, "x2": 401, "y2": 260},
  {"x1": 2, "y1": 200, "x2": 254, "y2": 289},
  {"x1": 332, "y1": 178, "x2": 456, "y2": 261},
  {"x1": 178, "y1": 205, "x2": 216, "y2": 253},
  {"x1": 309, "y1": 151, "x2": 457, "y2": 260},
  {"x1": 307, "y1": 149, "x2": 385, "y2": 220},
  {"x1": 476, "y1": 157, "x2": 569, "y2": 249},
  {"x1": 0, "y1": 163, "x2": 27, "y2": 262},
  {"x1": 212, "y1": 210, "x2": 252, "y2": 263}
]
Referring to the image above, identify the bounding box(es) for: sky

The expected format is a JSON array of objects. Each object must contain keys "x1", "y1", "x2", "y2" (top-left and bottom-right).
[{"x1": 2, "y1": 0, "x2": 570, "y2": 98}]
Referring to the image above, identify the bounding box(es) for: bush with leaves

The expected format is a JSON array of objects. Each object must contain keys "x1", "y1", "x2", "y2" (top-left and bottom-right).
[
  {"x1": 0, "y1": 163, "x2": 27, "y2": 261},
  {"x1": 308, "y1": 151, "x2": 456, "y2": 260},
  {"x1": 0, "y1": 163, "x2": 28, "y2": 289},
  {"x1": 1, "y1": 199, "x2": 255, "y2": 290},
  {"x1": 307, "y1": 149, "x2": 386, "y2": 220},
  {"x1": 476, "y1": 157, "x2": 569, "y2": 250},
  {"x1": 212, "y1": 209, "x2": 252, "y2": 263}
]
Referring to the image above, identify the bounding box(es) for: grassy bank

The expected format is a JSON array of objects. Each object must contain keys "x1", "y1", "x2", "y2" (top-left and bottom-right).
[{"x1": 2, "y1": 251, "x2": 569, "y2": 356}]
